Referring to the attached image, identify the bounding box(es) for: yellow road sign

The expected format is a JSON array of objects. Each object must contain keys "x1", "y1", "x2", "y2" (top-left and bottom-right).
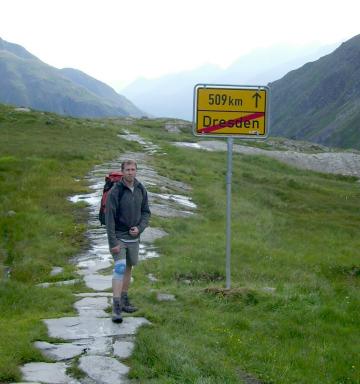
[{"x1": 193, "y1": 84, "x2": 269, "y2": 138}]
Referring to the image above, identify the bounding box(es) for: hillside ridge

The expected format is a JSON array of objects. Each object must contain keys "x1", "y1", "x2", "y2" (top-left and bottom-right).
[{"x1": 0, "y1": 37, "x2": 144, "y2": 118}]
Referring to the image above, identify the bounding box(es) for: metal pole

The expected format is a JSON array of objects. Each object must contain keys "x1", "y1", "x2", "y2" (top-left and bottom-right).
[{"x1": 226, "y1": 137, "x2": 233, "y2": 289}]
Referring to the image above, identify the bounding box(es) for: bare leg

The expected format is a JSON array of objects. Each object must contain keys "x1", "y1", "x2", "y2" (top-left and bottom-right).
[
  {"x1": 112, "y1": 278, "x2": 123, "y2": 298},
  {"x1": 122, "y1": 265, "x2": 132, "y2": 292}
]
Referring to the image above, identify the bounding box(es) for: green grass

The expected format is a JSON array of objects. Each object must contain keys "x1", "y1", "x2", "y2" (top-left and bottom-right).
[
  {"x1": 0, "y1": 104, "x2": 359, "y2": 383},
  {"x1": 123, "y1": 122, "x2": 360, "y2": 383},
  {"x1": 0, "y1": 105, "x2": 139, "y2": 381}
]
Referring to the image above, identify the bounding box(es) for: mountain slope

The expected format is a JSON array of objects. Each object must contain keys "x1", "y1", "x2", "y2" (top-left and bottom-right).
[
  {"x1": 59, "y1": 68, "x2": 144, "y2": 118},
  {"x1": 0, "y1": 38, "x2": 144, "y2": 118},
  {"x1": 269, "y1": 34, "x2": 360, "y2": 150},
  {"x1": 121, "y1": 42, "x2": 338, "y2": 120}
]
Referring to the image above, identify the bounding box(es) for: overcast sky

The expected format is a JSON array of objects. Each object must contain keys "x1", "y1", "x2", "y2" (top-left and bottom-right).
[{"x1": 1, "y1": 0, "x2": 359, "y2": 90}]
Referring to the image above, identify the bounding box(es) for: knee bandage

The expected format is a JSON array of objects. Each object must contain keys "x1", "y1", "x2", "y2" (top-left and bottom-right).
[{"x1": 113, "y1": 260, "x2": 126, "y2": 280}]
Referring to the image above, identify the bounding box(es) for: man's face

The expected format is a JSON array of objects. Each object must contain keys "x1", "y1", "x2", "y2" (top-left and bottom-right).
[{"x1": 123, "y1": 163, "x2": 137, "y2": 183}]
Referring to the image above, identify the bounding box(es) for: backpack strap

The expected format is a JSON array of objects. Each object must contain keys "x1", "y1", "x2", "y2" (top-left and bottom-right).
[{"x1": 116, "y1": 182, "x2": 124, "y2": 201}]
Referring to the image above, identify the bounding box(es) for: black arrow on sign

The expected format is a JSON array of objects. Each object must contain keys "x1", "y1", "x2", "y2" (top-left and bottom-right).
[{"x1": 252, "y1": 92, "x2": 261, "y2": 108}]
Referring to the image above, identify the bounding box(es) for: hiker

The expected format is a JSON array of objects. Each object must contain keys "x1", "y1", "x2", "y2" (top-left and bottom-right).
[{"x1": 105, "y1": 159, "x2": 151, "y2": 323}]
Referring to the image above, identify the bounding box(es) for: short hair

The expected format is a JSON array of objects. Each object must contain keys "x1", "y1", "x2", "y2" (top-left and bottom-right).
[{"x1": 121, "y1": 159, "x2": 137, "y2": 171}]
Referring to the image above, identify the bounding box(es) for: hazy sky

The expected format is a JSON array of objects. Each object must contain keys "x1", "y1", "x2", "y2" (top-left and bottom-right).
[{"x1": 1, "y1": 0, "x2": 359, "y2": 90}]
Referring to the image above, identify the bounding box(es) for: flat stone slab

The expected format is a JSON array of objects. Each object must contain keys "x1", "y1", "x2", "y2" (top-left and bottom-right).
[
  {"x1": 113, "y1": 340, "x2": 135, "y2": 359},
  {"x1": 150, "y1": 204, "x2": 194, "y2": 218},
  {"x1": 35, "y1": 337, "x2": 116, "y2": 359},
  {"x1": 44, "y1": 316, "x2": 150, "y2": 340},
  {"x1": 147, "y1": 273, "x2": 158, "y2": 282},
  {"x1": 75, "y1": 292, "x2": 113, "y2": 297},
  {"x1": 34, "y1": 336, "x2": 137, "y2": 361},
  {"x1": 77, "y1": 259, "x2": 112, "y2": 275},
  {"x1": 74, "y1": 296, "x2": 109, "y2": 317},
  {"x1": 34, "y1": 341, "x2": 87, "y2": 361},
  {"x1": 20, "y1": 362, "x2": 80, "y2": 384},
  {"x1": 141, "y1": 226, "x2": 168, "y2": 243},
  {"x1": 50, "y1": 267, "x2": 64, "y2": 276},
  {"x1": 83, "y1": 337, "x2": 113, "y2": 356},
  {"x1": 83, "y1": 273, "x2": 112, "y2": 291},
  {"x1": 157, "y1": 293, "x2": 176, "y2": 302},
  {"x1": 36, "y1": 279, "x2": 82, "y2": 288},
  {"x1": 79, "y1": 355, "x2": 129, "y2": 384}
]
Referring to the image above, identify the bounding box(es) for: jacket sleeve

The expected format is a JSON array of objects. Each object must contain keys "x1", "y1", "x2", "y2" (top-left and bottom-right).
[
  {"x1": 138, "y1": 188, "x2": 151, "y2": 233},
  {"x1": 105, "y1": 188, "x2": 119, "y2": 249}
]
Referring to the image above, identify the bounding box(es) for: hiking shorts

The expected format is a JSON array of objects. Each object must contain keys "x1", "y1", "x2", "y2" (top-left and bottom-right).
[{"x1": 112, "y1": 240, "x2": 139, "y2": 266}]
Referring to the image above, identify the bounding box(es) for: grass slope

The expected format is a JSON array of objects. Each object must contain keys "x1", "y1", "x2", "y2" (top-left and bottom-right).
[{"x1": 0, "y1": 106, "x2": 359, "y2": 383}]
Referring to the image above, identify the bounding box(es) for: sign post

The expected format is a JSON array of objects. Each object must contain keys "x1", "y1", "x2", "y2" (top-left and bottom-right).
[
  {"x1": 226, "y1": 137, "x2": 233, "y2": 289},
  {"x1": 193, "y1": 84, "x2": 270, "y2": 288}
]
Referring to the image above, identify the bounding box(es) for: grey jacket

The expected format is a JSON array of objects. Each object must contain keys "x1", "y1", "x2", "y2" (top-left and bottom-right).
[{"x1": 105, "y1": 178, "x2": 151, "y2": 249}]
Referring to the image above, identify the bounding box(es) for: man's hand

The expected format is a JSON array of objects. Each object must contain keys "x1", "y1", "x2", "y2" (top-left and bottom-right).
[
  {"x1": 111, "y1": 245, "x2": 121, "y2": 254},
  {"x1": 129, "y1": 226, "x2": 139, "y2": 237}
]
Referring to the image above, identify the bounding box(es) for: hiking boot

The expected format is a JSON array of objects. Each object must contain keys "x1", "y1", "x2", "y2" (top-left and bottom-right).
[
  {"x1": 112, "y1": 297, "x2": 123, "y2": 323},
  {"x1": 121, "y1": 292, "x2": 138, "y2": 313}
]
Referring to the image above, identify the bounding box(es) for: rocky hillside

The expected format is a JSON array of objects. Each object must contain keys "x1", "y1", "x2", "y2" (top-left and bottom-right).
[
  {"x1": 0, "y1": 38, "x2": 144, "y2": 118},
  {"x1": 270, "y1": 34, "x2": 360, "y2": 150}
]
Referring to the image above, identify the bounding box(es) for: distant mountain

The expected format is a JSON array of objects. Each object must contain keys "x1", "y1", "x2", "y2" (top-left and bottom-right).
[
  {"x1": 0, "y1": 38, "x2": 144, "y2": 118},
  {"x1": 121, "y1": 42, "x2": 338, "y2": 120},
  {"x1": 269, "y1": 34, "x2": 360, "y2": 150}
]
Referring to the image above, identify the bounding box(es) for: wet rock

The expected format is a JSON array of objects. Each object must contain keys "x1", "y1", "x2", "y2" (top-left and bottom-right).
[
  {"x1": 164, "y1": 122, "x2": 181, "y2": 133},
  {"x1": 36, "y1": 336, "x2": 114, "y2": 360},
  {"x1": 147, "y1": 273, "x2": 158, "y2": 282},
  {"x1": 113, "y1": 340, "x2": 135, "y2": 359},
  {"x1": 84, "y1": 337, "x2": 113, "y2": 356},
  {"x1": 139, "y1": 244, "x2": 160, "y2": 259},
  {"x1": 36, "y1": 279, "x2": 82, "y2": 288},
  {"x1": 150, "y1": 203, "x2": 194, "y2": 218},
  {"x1": 262, "y1": 287, "x2": 276, "y2": 293},
  {"x1": 20, "y1": 362, "x2": 80, "y2": 384},
  {"x1": 34, "y1": 341, "x2": 86, "y2": 361},
  {"x1": 154, "y1": 193, "x2": 197, "y2": 209},
  {"x1": 75, "y1": 292, "x2": 113, "y2": 298},
  {"x1": 157, "y1": 293, "x2": 176, "y2": 302},
  {"x1": 77, "y1": 259, "x2": 112, "y2": 275},
  {"x1": 79, "y1": 355, "x2": 129, "y2": 384},
  {"x1": 3, "y1": 266, "x2": 11, "y2": 279},
  {"x1": 173, "y1": 142, "x2": 212, "y2": 151},
  {"x1": 74, "y1": 297, "x2": 110, "y2": 317},
  {"x1": 83, "y1": 274, "x2": 112, "y2": 291},
  {"x1": 44, "y1": 316, "x2": 150, "y2": 340},
  {"x1": 50, "y1": 267, "x2": 64, "y2": 276},
  {"x1": 118, "y1": 131, "x2": 159, "y2": 154},
  {"x1": 141, "y1": 227, "x2": 168, "y2": 243}
]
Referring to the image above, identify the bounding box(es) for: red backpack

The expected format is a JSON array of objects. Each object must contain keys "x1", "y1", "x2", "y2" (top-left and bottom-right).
[{"x1": 98, "y1": 171, "x2": 123, "y2": 225}]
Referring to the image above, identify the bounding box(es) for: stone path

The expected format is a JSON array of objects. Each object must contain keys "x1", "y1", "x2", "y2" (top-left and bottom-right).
[{"x1": 17, "y1": 133, "x2": 196, "y2": 384}]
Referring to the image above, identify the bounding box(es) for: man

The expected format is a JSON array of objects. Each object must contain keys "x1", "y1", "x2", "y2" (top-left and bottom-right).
[{"x1": 105, "y1": 159, "x2": 151, "y2": 323}]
